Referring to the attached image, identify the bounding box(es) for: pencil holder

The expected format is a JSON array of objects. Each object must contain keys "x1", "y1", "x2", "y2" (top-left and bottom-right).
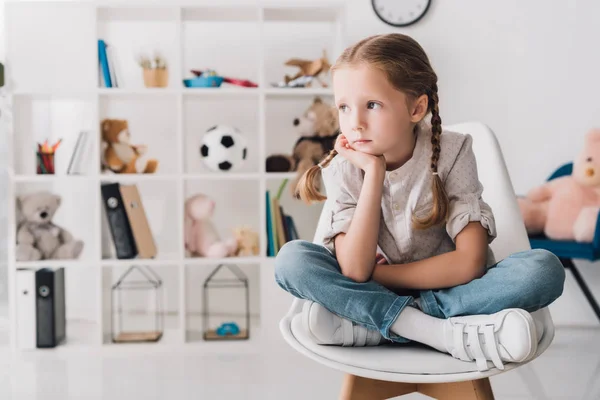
[
  {"x1": 143, "y1": 68, "x2": 168, "y2": 88},
  {"x1": 37, "y1": 152, "x2": 55, "y2": 174}
]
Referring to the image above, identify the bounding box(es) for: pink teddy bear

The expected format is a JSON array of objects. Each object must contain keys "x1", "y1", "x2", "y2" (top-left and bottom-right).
[
  {"x1": 518, "y1": 128, "x2": 600, "y2": 242},
  {"x1": 184, "y1": 193, "x2": 238, "y2": 258}
]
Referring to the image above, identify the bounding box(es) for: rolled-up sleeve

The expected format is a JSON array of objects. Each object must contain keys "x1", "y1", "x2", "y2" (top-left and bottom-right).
[
  {"x1": 320, "y1": 159, "x2": 362, "y2": 254},
  {"x1": 444, "y1": 134, "x2": 497, "y2": 243}
]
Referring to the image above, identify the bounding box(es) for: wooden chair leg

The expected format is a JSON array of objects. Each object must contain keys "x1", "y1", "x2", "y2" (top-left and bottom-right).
[
  {"x1": 339, "y1": 374, "x2": 495, "y2": 400},
  {"x1": 418, "y1": 378, "x2": 495, "y2": 400},
  {"x1": 339, "y1": 374, "x2": 416, "y2": 400}
]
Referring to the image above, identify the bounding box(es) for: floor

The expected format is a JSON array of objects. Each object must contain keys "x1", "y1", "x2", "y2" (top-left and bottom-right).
[
  {"x1": 1, "y1": 262, "x2": 599, "y2": 399},
  {"x1": 0, "y1": 326, "x2": 599, "y2": 399}
]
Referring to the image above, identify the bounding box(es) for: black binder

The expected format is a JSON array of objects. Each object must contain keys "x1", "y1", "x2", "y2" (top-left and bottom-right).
[
  {"x1": 101, "y1": 182, "x2": 137, "y2": 259},
  {"x1": 36, "y1": 268, "x2": 66, "y2": 348}
]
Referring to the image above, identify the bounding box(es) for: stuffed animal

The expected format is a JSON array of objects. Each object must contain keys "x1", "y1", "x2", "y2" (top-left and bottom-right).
[
  {"x1": 101, "y1": 118, "x2": 158, "y2": 174},
  {"x1": 184, "y1": 193, "x2": 238, "y2": 258},
  {"x1": 233, "y1": 226, "x2": 259, "y2": 256},
  {"x1": 16, "y1": 191, "x2": 84, "y2": 261},
  {"x1": 265, "y1": 97, "x2": 339, "y2": 197},
  {"x1": 279, "y1": 50, "x2": 331, "y2": 88},
  {"x1": 518, "y1": 128, "x2": 600, "y2": 242}
]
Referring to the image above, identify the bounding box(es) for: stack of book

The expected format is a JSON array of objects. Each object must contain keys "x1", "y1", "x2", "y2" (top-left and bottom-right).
[{"x1": 266, "y1": 180, "x2": 299, "y2": 257}]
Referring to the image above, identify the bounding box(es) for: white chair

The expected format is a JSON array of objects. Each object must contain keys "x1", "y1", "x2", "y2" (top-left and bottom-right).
[{"x1": 279, "y1": 122, "x2": 555, "y2": 399}]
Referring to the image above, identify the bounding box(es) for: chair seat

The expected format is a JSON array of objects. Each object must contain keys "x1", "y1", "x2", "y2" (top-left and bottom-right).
[
  {"x1": 280, "y1": 298, "x2": 555, "y2": 384},
  {"x1": 529, "y1": 234, "x2": 599, "y2": 261}
]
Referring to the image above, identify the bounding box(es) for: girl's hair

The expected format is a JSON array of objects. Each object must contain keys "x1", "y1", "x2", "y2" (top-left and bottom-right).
[{"x1": 296, "y1": 33, "x2": 449, "y2": 230}]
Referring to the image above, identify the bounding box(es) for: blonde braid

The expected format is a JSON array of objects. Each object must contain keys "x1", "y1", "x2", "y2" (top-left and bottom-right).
[
  {"x1": 412, "y1": 84, "x2": 449, "y2": 229},
  {"x1": 295, "y1": 149, "x2": 338, "y2": 204}
]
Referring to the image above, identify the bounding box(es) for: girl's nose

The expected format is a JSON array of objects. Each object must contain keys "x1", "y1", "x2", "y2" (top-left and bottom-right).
[{"x1": 350, "y1": 113, "x2": 366, "y2": 132}]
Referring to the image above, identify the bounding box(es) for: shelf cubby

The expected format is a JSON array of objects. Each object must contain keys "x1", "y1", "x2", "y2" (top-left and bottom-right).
[
  {"x1": 185, "y1": 262, "x2": 260, "y2": 347},
  {"x1": 101, "y1": 263, "x2": 181, "y2": 346}
]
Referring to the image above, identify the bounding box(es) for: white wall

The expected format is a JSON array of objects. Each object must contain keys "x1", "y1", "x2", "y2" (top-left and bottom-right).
[{"x1": 2, "y1": 0, "x2": 600, "y2": 327}]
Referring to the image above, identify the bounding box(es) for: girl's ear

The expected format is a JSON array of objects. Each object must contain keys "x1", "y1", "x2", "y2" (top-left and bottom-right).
[{"x1": 410, "y1": 94, "x2": 429, "y2": 123}]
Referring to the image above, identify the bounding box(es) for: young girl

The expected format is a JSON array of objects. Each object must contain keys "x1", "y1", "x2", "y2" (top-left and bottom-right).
[{"x1": 274, "y1": 33, "x2": 566, "y2": 372}]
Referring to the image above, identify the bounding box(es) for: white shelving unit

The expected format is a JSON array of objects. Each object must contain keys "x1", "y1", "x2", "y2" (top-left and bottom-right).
[{"x1": 4, "y1": 1, "x2": 346, "y2": 350}]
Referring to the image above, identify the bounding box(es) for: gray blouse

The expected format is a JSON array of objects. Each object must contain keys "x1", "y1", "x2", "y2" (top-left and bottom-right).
[{"x1": 320, "y1": 123, "x2": 497, "y2": 267}]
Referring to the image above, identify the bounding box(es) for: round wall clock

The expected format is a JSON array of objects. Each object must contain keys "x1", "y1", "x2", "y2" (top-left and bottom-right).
[{"x1": 371, "y1": 0, "x2": 432, "y2": 27}]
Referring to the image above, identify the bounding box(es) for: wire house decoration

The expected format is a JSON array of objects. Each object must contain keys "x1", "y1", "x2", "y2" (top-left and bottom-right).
[
  {"x1": 203, "y1": 263, "x2": 250, "y2": 341},
  {"x1": 111, "y1": 265, "x2": 164, "y2": 343}
]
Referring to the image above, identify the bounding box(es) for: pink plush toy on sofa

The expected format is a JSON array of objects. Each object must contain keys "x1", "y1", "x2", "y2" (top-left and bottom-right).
[
  {"x1": 184, "y1": 193, "x2": 238, "y2": 258},
  {"x1": 518, "y1": 128, "x2": 600, "y2": 242}
]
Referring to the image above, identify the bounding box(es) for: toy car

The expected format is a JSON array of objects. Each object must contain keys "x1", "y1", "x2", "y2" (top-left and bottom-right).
[{"x1": 216, "y1": 322, "x2": 240, "y2": 336}]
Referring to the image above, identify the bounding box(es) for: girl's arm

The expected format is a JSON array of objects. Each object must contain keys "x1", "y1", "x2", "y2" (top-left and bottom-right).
[
  {"x1": 335, "y1": 166, "x2": 385, "y2": 282},
  {"x1": 331, "y1": 134, "x2": 387, "y2": 283},
  {"x1": 371, "y1": 222, "x2": 488, "y2": 290}
]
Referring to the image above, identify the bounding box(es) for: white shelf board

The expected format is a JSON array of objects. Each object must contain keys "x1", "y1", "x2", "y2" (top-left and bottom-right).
[
  {"x1": 182, "y1": 6, "x2": 259, "y2": 22},
  {"x1": 12, "y1": 89, "x2": 97, "y2": 98},
  {"x1": 184, "y1": 173, "x2": 260, "y2": 180},
  {"x1": 182, "y1": 87, "x2": 260, "y2": 96},
  {"x1": 101, "y1": 258, "x2": 181, "y2": 268},
  {"x1": 15, "y1": 260, "x2": 98, "y2": 269},
  {"x1": 184, "y1": 256, "x2": 263, "y2": 265},
  {"x1": 98, "y1": 88, "x2": 180, "y2": 96},
  {"x1": 99, "y1": 174, "x2": 180, "y2": 182},
  {"x1": 263, "y1": 87, "x2": 333, "y2": 96},
  {"x1": 14, "y1": 87, "x2": 331, "y2": 97},
  {"x1": 13, "y1": 175, "x2": 96, "y2": 183},
  {"x1": 262, "y1": 5, "x2": 343, "y2": 22},
  {"x1": 97, "y1": 5, "x2": 180, "y2": 22}
]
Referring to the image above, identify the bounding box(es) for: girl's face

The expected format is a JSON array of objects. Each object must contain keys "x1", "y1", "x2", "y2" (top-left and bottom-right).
[{"x1": 333, "y1": 64, "x2": 427, "y2": 165}]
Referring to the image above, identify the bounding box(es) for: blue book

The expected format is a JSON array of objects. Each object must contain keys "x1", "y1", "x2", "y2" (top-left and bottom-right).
[
  {"x1": 98, "y1": 39, "x2": 112, "y2": 88},
  {"x1": 286, "y1": 215, "x2": 300, "y2": 241},
  {"x1": 265, "y1": 191, "x2": 275, "y2": 257}
]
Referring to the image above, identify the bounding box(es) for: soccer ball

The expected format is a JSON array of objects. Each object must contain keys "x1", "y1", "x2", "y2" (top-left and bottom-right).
[{"x1": 200, "y1": 125, "x2": 248, "y2": 172}]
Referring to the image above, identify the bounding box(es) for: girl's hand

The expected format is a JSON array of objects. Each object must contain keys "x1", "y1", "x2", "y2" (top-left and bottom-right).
[
  {"x1": 375, "y1": 253, "x2": 388, "y2": 265},
  {"x1": 334, "y1": 134, "x2": 386, "y2": 174}
]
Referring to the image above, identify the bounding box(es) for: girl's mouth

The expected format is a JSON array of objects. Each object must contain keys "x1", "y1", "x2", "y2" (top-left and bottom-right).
[{"x1": 353, "y1": 140, "x2": 372, "y2": 145}]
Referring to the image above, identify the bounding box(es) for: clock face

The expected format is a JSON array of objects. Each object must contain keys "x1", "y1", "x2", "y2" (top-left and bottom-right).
[{"x1": 371, "y1": 0, "x2": 431, "y2": 27}]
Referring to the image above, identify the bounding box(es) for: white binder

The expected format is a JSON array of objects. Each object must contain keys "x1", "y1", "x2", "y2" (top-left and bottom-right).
[{"x1": 16, "y1": 269, "x2": 36, "y2": 349}]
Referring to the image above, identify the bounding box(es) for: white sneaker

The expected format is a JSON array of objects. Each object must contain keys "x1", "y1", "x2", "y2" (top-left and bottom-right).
[
  {"x1": 302, "y1": 301, "x2": 384, "y2": 347},
  {"x1": 443, "y1": 308, "x2": 538, "y2": 372}
]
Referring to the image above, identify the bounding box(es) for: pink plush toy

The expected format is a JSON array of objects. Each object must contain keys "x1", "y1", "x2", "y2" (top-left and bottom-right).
[
  {"x1": 184, "y1": 193, "x2": 238, "y2": 258},
  {"x1": 518, "y1": 128, "x2": 600, "y2": 242}
]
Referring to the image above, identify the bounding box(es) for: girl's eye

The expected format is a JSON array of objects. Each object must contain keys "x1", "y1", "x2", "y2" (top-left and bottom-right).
[
  {"x1": 338, "y1": 105, "x2": 348, "y2": 112},
  {"x1": 587, "y1": 157, "x2": 593, "y2": 162},
  {"x1": 367, "y1": 101, "x2": 381, "y2": 109}
]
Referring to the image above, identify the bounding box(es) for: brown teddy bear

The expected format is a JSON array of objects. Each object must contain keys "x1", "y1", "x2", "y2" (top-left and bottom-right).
[
  {"x1": 265, "y1": 97, "x2": 339, "y2": 197},
  {"x1": 101, "y1": 119, "x2": 158, "y2": 174}
]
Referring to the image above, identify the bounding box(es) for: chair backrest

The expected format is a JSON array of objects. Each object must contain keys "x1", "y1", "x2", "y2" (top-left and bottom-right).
[{"x1": 313, "y1": 121, "x2": 531, "y2": 262}]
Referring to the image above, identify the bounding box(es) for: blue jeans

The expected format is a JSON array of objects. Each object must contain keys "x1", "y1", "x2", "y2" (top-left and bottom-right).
[{"x1": 274, "y1": 240, "x2": 566, "y2": 343}]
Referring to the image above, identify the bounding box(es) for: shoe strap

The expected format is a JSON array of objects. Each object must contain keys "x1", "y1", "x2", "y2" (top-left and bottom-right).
[
  {"x1": 466, "y1": 325, "x2": 489, "y2": 371},
  {"x1": 483, "y1": 324, "x2": 504, "y2": 370},
  {"x1": 354, "y1": 325, "x2": 367, "y2": 347},
  {"x1": 452, "y1": 323, "x2": 471, "y2": 361},
  {"x1": 463, "y1": 324, "x2": 505, "y2": 372},
  {"x1": 341, "y1": 318, "x2": 354, "y2": 347}
]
